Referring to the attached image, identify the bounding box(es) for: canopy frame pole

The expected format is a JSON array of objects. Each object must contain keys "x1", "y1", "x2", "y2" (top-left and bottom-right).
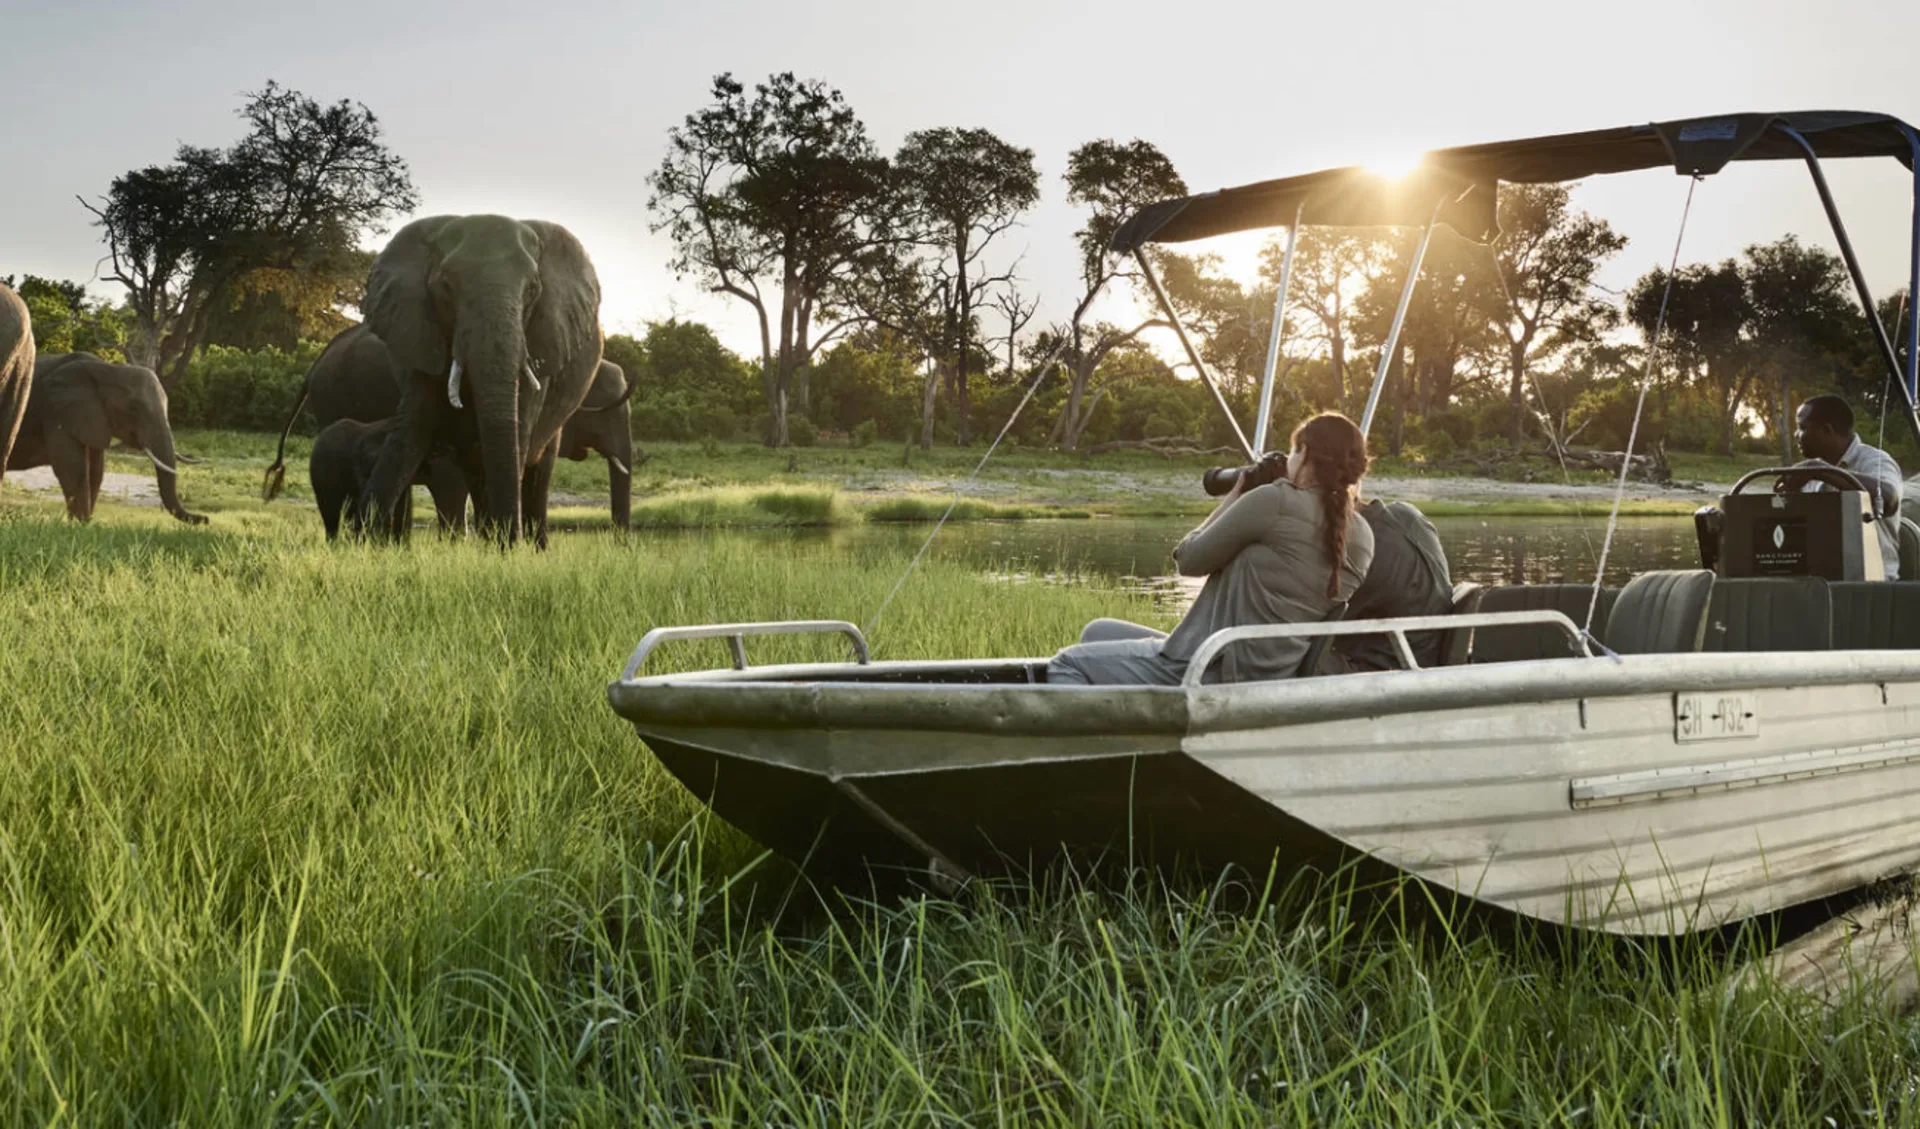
[
  {"x1": 1252, "y1": 201, "x2": 1305, "y2": 454},
  {"x1": 1358, "y1": 197, "x2": 1445, "y2": 438},
  {"x1": 1778, "y1": 124, "x2": 1920, "y2": 449},
  {"x1": 1901, "y1": 124, "x2": 1920, "y2": 403},
  {"x1": 1133, "y1": 249, "x2": 1257, "y2": 461}
]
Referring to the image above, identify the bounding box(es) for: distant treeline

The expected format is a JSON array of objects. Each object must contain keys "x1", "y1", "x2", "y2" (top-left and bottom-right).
[{"x1": 12, "y1": 77, "x2": 1918, "y2": 462}]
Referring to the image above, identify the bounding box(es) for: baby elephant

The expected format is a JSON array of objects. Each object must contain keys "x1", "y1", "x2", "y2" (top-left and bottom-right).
[{"x1": 310, "y1": 419, "x2": 473, "y2": 540}]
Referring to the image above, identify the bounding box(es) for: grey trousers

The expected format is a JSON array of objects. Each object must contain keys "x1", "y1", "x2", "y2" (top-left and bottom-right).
[{"x1": 1046, "y1": 618, "x2": 1188, "y2": 686}]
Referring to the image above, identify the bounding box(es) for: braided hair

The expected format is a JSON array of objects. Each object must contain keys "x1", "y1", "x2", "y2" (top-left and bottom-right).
[{"x1": 1290, "y1": 412, "x2": 1371, "y2": 598}]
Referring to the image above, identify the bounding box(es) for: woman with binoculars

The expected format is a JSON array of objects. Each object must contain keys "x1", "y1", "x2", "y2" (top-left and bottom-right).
[{"x1": 1047, "y1": 411, "x2": 1376, "y2": 685}]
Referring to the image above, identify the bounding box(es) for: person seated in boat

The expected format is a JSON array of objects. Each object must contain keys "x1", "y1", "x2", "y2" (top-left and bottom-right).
[
  {"x1": 1332, "y1": 498, "x2": 1453, "y2": 671},
  {"x1": 1047, "y1": 412, "x2": 1375, "y2": 685},
  {"x1": 1784, "y1": 394, "x2": 1903, "y2": 579}
]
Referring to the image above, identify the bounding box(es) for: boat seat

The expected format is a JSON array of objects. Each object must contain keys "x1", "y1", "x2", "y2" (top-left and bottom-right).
[
  {"x1": 1604, "y1": 569, "x2": 1714, "y2": 654},
  {"x1": 1437, "y1": 582, "x2": 1485, "y2": 666},
  {"x1": 1831, "y1": 582, "x2": 1920, "y2": 649},
  {"x1": 1467, "y1": 584, "x2": 1613, "y2": 663},
  {"x1": 1900, "y1": 517, "x2": 1920, "y2": 580},
  {"x1": 1701, "y1": 577, "x2": 1831, "y2": 652},
  {"x1": 1294, "y1": 601, "x2": 1349, "y2": 678}
]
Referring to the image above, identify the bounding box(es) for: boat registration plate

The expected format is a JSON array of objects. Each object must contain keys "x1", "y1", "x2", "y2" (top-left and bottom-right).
[{"x1": 1674, "y1": 691, "x2": 1759, "y2": 742}]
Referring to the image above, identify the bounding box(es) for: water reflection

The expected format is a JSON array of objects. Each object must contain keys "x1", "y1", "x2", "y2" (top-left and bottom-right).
[{"x1": 681, "y1": 513, "x2": 1703, "y2": 613}]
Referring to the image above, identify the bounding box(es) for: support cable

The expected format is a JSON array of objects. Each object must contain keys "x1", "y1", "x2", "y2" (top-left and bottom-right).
[
  {"x1": 863, "y1": 335, "x2": 1076, "y2": 641},
  {"x1": 1586, "y1": 175, "x2": 1701, "y2": 634},
  {"x1": 1488, "y1": 237, "x2": 1601, "y2": 580}
]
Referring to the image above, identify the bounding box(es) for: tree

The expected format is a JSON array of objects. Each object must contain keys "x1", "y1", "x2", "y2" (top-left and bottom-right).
[
  {"x1": 606, "y1": 319, "x2": 761, "y2": 442},
  {"x1": 893, "y1": 128, "x2": 1039, "y2": 446},
  {"x1": 1273, "y1": 229, "x2": 1395, "y2": 417},
  {"x1": 649, "y1": 73, "x2": 900, "y2": 447},
  {"x1": 987, "y1": 282, "x2": 1038, "y2": 382},
  {"x1": 1487, "y1": 184, "x2": 1626, "y2": 443},
  {"x1": 202, "y1": 248, "x2": 374, "y2": 351},
  {"x1": 1626, "y1": 259, "x2": 1751, "y2": 455},
  {"x1": 1, "y1": 275, "x2": 131, "y2": 358},
  {"x1": 1352, "y1": 227, "x2": 1505, "y2": 432},
  {"x1": 1740, "y1": 236, "x2": 1855, "y2": 460},
  {"x1": 1047, "y1": 139, "x2": 1185, "y2": 451},
  {"x1": 82, "y1": 82, "x2": 415, "y2": 390}
]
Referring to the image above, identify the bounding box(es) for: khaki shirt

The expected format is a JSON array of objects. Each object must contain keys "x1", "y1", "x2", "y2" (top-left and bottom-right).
[{"x1": 1161, "y1": 482, "x2": 1375, "y2": 682}]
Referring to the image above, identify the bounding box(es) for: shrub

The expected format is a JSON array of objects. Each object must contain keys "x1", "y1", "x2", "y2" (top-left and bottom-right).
[
  {"x1": 1474, "y1": 400, "x2": 1527, "y2": 445},
  {"x1": 851, "y1": 419, "x2": 879, "y2": 448},
  {"x1": 1420, "y1": 407, "x2": 1477, "y2": 447},
  {"x1": 787, "y1": 415, "x2": 819, "y2": 447},
  {"x1": 1419, "y1": 428, "x2": 1457, "y2": 460},
  {"x1": 171, "y1": 342, "x2": 325, "y2": 432}
]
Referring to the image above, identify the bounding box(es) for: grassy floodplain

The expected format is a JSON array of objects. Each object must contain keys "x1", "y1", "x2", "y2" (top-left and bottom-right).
[
  {"x1": 133, "y1": 429, "x2": 1735, "y2": 526},
  {"x1": 2, "y1": 453, "x2": 1916, "y2": 1124}
]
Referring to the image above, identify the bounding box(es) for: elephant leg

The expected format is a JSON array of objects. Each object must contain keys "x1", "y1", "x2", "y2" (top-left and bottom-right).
[
  {"x1": 362, "y1": 378, "x2": 439, "y2": 543},
  {"x1": 319, "y1": 481, "x2": 346, "y2": 540},
  {"x1": 521, "y1": 442, "x2": 558, "y2": 551},
  {"x1": 48, "y1": 434, "x2": 93, "y2": 521},
  {"x1": 87, "y1": 446, "x2": 105, "y2": 511},
  {"x1": 423, "y1": 457, "x2": 470, "y2": 535}
]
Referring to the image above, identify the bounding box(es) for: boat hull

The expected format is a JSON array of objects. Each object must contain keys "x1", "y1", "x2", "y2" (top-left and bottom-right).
[{"x1": 610, "y1": 651, "x2": 1920, "y2": 934}]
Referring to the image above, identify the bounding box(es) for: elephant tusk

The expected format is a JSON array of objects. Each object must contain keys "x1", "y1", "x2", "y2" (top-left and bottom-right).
[
  {"x1": 523, "y1": 362, "x2": 543, "y2": 393},
  {"x1": 608, "y1": 457, "x2": 630, "y2": 476},
  {"x1": 448, "y1": 359, "x2": 465, "y2": 409},
  {"x1": 147, "y1": 450, "x2": 177, "y2": 477}
]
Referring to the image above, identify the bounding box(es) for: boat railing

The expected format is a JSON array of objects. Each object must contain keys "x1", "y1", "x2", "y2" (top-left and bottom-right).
[
  {"x1": 622, "y1": 620, "x2": 872, "y2": 681},
  {"x1": 1183, "y1": 610, "x2": 1591, "y2": 686}
]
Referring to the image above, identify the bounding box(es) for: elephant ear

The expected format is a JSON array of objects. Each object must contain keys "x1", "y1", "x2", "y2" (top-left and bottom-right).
[
  {"x1": 43, "y1": 363, "x2": 112, "y2": 449},
  {"x1": 524, "y1": 220, "x2": 602, "y2": 376},
  {"x1": 364, "y1": 217, "x2": 454, "y2": 377}
]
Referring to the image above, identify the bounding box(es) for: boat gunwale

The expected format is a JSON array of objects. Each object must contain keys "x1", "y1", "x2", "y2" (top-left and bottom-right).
[{"x1": 607, "y1": 648, "x2": 1920, "y2": 739}]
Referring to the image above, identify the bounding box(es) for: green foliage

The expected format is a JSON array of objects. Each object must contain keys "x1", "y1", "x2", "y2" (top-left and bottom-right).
[
  {"x1": 786, "y1": 414, "x2": 818, "y2": 447},
  {"x1": 171, "y1": 341, "x2": 326, "y2": 431},
  {"x1": 614, "y1": 321, "x2": 759, "y2": 442},
  {"x1": 86, "y1": 81, "x2": 416, "y2": 386},
  {"x1": 1418, "y1": 427, "x2": 1456, "y2": 460},
  {"x1": 808, "y1": 331, "x2": 921, "y2": 438},
  {"x1": 1421, "y1": 407, "x2": 1477, "y2": 447},
  {"x1": 851, "y1": 419, "x2": 878, "y2": 447},
  {"x1": 4, "y1": 274, "x2": 131, "y2": 358}
]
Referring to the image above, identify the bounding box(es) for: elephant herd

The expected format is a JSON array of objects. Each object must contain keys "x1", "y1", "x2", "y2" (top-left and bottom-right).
[{"x1": 0, "y1": 214, "x2": 640, "y2": 544}]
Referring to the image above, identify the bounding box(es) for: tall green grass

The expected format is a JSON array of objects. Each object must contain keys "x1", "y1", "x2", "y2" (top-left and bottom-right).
[{"x1": 1, "y1": 514, "x2": 1917, "y2": 1124}]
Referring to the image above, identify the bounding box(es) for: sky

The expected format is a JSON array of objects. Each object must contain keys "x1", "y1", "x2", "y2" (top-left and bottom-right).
[{"x1": 6, "y1": 0, "x2": 1917, "y2": 364}]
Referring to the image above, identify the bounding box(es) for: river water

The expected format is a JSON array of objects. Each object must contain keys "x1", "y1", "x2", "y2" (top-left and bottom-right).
[{"x1": 690, "y1": 514, "x2": 1703, "y2": 613}]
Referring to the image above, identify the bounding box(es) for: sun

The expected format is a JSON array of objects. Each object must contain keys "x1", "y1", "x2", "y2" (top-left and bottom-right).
[{"x1": 1355, "y1": 146, "x2": 1427, "y2": 180}]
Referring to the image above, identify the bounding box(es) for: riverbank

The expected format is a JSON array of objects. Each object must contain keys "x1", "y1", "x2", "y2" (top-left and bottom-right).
[{"x1": 1, "y1": 430, "x2": 1739, "y2": 527}]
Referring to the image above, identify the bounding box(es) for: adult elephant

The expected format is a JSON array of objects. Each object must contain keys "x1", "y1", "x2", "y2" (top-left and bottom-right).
[
  {"x1": 6, "y1": 353, "x2": 207, "y2": 524},
  {"x1": 0, "y1": 283, "x2": 30, "y2": 490},
  {"x1": 261, "y1": 323, "x2": 475, "y2": 533},
  {"x1": 362, "y1": 215, "x2": 603, "y2": 546},
  {"x1": 263, "y1": 324, "x2": 635, "y2": 530}
]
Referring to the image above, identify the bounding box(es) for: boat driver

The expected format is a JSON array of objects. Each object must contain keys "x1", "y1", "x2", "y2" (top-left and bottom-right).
[
  {"x1": 1332, "y1": 498, "x2": 1453, "y2": 671},
  {"x1": 1046, "y1": 412, "x2": 1375, "y2": 685},
  {"x1": 1785, "y1": 394, "x2": 1903, "y2": 579}
]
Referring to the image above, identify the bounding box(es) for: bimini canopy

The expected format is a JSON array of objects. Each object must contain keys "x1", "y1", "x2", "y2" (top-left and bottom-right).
[{"x1": 1110, "y1": 111, "x2": 1920, "y2": 252}]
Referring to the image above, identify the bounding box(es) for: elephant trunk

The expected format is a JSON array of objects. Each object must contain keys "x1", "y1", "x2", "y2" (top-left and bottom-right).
[
  {"x1": 457, "y1": 311, "x2": 529, "y2": 544},
  {"x1": 141, "y1": 421, "x2": 207, "y2": 525}
]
